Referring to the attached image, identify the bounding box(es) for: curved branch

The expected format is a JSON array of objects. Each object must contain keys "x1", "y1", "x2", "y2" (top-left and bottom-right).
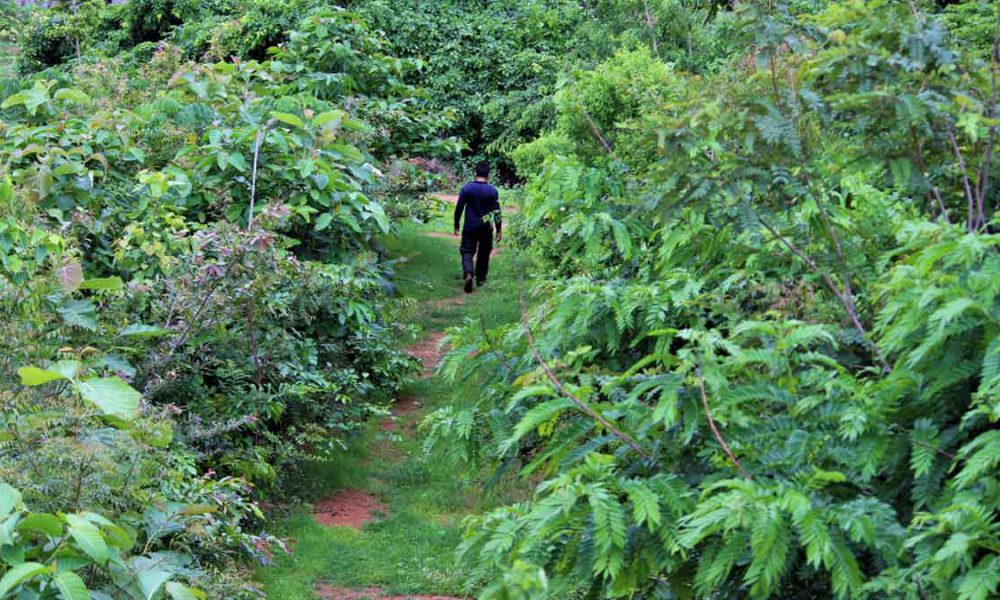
[
  {"x1": 519, "y1": 290, "x2": 652, "y2": 460},
  {"x1": 695, "y1": 368, "x2": 751, "y2": 479}
]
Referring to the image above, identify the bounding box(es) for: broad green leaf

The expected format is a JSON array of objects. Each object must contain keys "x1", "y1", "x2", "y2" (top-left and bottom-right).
[
  {"x1": 166, "y1": 582, "x2": 206, "y2": 600},
  {"x1": 17, "y1": 367, "x2": 67, "y2": 386},
  {"x1": 119, "y1": 324, "x2": 171, "y2": 338},
  {"x1": 50, "y1": 360, "x2": 81, "y2": 381},
  {"x1": 228, "y1": 153, "x2": 248, "y2": 172},
  {"x1": 100, "y1": 523, "x2": 134, "y2": 551},
  {"x1": 53, "y1": 88, "x2": 91, "y2": 105},
  {"x1": 178, "y1": 504, "x2": 217, "y2": 516},
  {"x1": 102, "y1": 355, "x2": 136, "y2": 378},
  {"x1": 314, "y1": 213, "x2": 333, "y2": 231},
  {"x1": 2, "y1": 88, "x2": 49, "y2": 115},
  {"x1": 57, "y1": 299, "x2": 97, "y2": 331},
  {"x1": 79, "y1": 277, "x2": 124, "y2": 291},
  {"x1": 65, "y1": 514, "x2": 108, "y2": 565},
  {"x1": 0, "y1": 484, "x2": 23, "y2": 518},
  {"x1": 0, "y1": 562, "x2": 47, "y2": 595},
  {"x1": 136, "y1": 422, "x2": 174, "y2": 449},
  {"x1": 74, "y1": 378, "x2": 141, "y2": 420},
  {"x1": 138, "y1": 569, "x2": 173, "y2": 600},
  {"x1": 52, "y1": 162, "x2": 84, "y2": 177},
  {"x1": 312, "y1": 110, "x2": 345, "y2": 127},
  {"x1": 270, "y1": 111, "x2": 304, "y2": 129},
  {"x1": 52, "y1": 571, "x2": 90, "y2": 600},
  {"x1": 0, "y1": 176, "x2": 12, "y2": 203},
  {"x1": 16, "y1": 513, "x2": 63, "y2": 538},
  {"x1": 1, "y1": 543, "x2": 24, "y2": 566}
]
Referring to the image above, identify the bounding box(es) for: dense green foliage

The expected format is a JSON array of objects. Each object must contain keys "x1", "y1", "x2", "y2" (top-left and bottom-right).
[{"x1": 2, "y1": 0, "x2": 999, "y2": 598}]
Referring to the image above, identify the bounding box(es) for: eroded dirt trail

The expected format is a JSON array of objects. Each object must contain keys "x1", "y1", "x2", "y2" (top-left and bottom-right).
[{"x1": 311, "y1": 280, "x2": 468, "y2": 600}]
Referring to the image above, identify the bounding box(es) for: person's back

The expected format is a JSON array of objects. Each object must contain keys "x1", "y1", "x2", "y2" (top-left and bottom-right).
[
  {"x1": 457, "y1": 181, "x2": 500, "y2": 231},
  {"x1": 454, "y1": 162, "x2": 502, "y2": 293}
]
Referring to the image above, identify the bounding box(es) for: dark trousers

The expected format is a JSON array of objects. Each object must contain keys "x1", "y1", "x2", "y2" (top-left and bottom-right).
[{"x1": 460, "y1": 226, "x2": 493, "y2": 284}]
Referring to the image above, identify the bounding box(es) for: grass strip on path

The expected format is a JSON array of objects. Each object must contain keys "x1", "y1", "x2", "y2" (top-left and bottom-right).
[{"x1": 256, "y1": 204, "x2": 521, "y2": 599}]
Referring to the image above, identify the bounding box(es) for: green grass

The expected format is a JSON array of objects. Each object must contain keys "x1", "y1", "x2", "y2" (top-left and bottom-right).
[
  {"x1": 383, "y1": 206, "x2": 523, "y2": 333},
  {"x1": 255, "y1": 202, "x2": 523, "y2": 599}
]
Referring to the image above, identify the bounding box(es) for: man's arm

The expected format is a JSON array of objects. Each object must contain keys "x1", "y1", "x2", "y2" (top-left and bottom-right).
[
  {"x1": 453, "y1": 190, "x2": 466, "y2": 235},
  {"x1": 493, "y1": 190, "x2": 502, "y2": 242}
]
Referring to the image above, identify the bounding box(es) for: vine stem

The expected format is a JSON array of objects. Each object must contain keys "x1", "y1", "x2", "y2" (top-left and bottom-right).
[
  {"x1": 519, "y1": 290, "x2": 652, "y2": 460},
  {"x1": 696, "y1": 367, "x2": 750, "y2": 479}
]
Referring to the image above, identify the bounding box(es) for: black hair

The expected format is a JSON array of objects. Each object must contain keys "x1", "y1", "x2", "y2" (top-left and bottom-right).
[{"x1": 475, "y1": 161, "x2": 490, "y2": 178}]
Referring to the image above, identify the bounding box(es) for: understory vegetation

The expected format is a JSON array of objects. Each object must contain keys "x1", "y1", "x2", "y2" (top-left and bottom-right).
[{"x1": 1, "y1": 0, "x2": 998, "y2": 598}]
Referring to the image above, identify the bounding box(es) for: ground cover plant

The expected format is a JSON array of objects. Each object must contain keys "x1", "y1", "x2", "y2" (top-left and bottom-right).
[{"x1": 1, "y1": 0, "x2": 999, "y2": 598}]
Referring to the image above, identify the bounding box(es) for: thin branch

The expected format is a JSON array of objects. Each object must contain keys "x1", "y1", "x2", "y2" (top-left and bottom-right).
[
  {"x1": 479, "y1": 314, "x2": 518, "y2": 372},
  {"x1": 641, "y1": 0, "x2": 660, "y2": 58},
  {"x1": 167, "y1": 250, "x2": 245, "y2": 356},
  {"x1": 910, "y1": 127, "x2": 951, "y2": 223},
  {"x1": 759, "y1": 216, "x2": 891, "y2": 372},
  {"x1": 248, "y1": 127, "x2": 267, "y2": 230},
  {"x1": 945, "y1": 124, "x2": 978, "y2": 233},
  {"x1": 567, "y1": 69, "x2": 620, "y2": 161},
  {"x1": 695, "y1": 367, "x2": 751, "y2": 479},
  {"x1": 912, "y1": 437, "x2": 956, "y2": 461},
  {"x1": 975, "y1": 1, "x2": 1000, "y2": 230},
  {"x1": 519, "y1": 290, "x2": 652, "y2": 460}
]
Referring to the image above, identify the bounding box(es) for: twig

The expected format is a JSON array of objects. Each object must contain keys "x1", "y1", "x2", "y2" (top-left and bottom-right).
[
  {"x1": 167, "y1": 250, "x2": 245, "y2": 356},
  {"x1": 641, "y1": 0, "x2": 660, "y2": 58},
  {"x1": 912, "y1": 437, "x2": 956, "y2": 461},
  {"x1": 975, "y1": 2, "x2": 1000, "y2": 230},
  {"x1": 909, "y1": 127, "x2": 951, "y2": 223},
  {"x1": 695, "y1": 367, "x2": 750, "y2": 479},
  {"x1": 566, "y1": 69, "x2": 620, "y2": 161},
  {"x1": 758, "y1": 216, "x2": 891, "y2": 372},
  {"x1": 248, "y1": 127, "x2": 267, "y2": 231},
  {"x1": 479, "y1": 315, "x2": 517, "y2": 372},
  {"x1": 519, "y1": 290, "x2": 652, "y2": 460},
  {"x1": 945, "y1": 125, "x2": 978, "y2": 233}
]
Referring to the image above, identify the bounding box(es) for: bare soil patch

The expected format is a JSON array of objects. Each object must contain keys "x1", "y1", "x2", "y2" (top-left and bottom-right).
[
  {"x1": 406, "y1": 331, "x2": 447, "y2": 378},
  {"x1": 426, "y1": 296, "x2": 466, "y2": 310},
  {"x1": 317, "y1": 585, "x2": 467, "y2": 600},
  {"x1": 434, "y1": 194, "x2": 459, "y2": 205},
  {"x1": 421, "y1": 231, "x2": 457, "y2": 241},
  {"x1": 381, "y1": 397, "x2": 423, "y2": 433},
  {"x1": 313, "y1": 490, "x2": 388, "y2": 529}
]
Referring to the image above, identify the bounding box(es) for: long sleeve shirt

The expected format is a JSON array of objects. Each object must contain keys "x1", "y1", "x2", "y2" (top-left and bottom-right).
[{"x1": 454, "y1": 181, "x2": 501, "y2": 233}]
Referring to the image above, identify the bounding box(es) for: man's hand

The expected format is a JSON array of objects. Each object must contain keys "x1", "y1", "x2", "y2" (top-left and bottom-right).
[
  {"x1": 453, "y1": 228, "x2": 459, "y2": 237},
  {"x1": 496, "y1": 231, "x2": 503, "y2": 244}
]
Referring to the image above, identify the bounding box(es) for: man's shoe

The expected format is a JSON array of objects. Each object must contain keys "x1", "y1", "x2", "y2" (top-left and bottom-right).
[
  {"x1": 464, "y1": 273, "x2": 474, "y2": 294},
  {"x1": 477, "y1": 280, "x2": 486, "y2": 288}
]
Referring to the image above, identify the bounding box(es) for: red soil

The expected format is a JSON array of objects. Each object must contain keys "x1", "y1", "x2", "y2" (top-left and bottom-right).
[
  {"x1": 313, "y1": 490, "x2": 387, "y2": 529},
  {"x1": 406, "y1": 331, "x2": 447, "y2": 378},
  {"x1": 380, "y1": 397, "x2": 423, "y2": 433},
  {"x1": 421, "y1": 231, "x2": 457, "y2": 240}
]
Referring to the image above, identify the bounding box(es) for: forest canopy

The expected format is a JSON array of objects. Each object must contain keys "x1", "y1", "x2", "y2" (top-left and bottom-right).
[{"x1": 0, "y1": 0, "x2": 998, "y2": 598}]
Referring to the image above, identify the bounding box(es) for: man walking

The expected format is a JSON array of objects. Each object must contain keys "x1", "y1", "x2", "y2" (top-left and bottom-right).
[{"x1": 454, "y1": 162, "x2": 502, "y2": 293}]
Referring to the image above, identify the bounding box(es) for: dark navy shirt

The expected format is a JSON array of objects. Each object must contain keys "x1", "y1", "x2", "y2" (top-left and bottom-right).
[{"x1": 454, "y1": 181, "x2": 501, "y2": 232}]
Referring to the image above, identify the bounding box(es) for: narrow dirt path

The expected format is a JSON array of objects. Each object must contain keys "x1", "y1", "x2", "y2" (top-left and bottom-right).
[
  {"x1": 259, "y1": 211, "x2": 517, "y2": 599},
  {"x1": 310, "y1": 244, "x2": 470, "y2": 600}
]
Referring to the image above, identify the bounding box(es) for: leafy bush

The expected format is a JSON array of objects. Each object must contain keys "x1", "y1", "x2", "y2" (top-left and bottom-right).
[{"x1": 427, "y1": 1, "x2": 1000, "y2": 597}]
